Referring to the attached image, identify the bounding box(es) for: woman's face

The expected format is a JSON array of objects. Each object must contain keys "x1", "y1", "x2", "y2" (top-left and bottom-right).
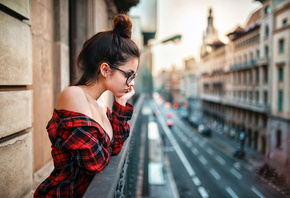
[{"x1": 106, "y1": 58, "x2": 139, "y2": 97}]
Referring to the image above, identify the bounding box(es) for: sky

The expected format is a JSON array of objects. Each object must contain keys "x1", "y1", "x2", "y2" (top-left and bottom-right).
[{"x1": 131, "y1": 0, "x2": 262, "y2": 74}]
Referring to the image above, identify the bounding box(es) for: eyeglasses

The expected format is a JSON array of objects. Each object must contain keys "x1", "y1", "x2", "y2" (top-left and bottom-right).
[{"x1": 107, "y1": 63, "x2": 137, "y2": 84}]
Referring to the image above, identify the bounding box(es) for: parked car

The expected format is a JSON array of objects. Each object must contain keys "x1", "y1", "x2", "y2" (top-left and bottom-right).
[
  {"x1": 166, "y1": 112, "x2": 173, "y2": 118},
  {"x1": 166, "y1": 119, "x2": 175, "y2": 128},
  {"x1": 197, "y1": 124, "x2": 212, "y2": 137}
]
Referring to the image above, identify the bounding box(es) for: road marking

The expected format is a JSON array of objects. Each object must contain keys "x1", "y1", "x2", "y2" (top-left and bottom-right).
[
  {"x1": 225, "y1": 186, "x2": 239, "y2": 198},
  {"x1": 198, "y1": 186, "x2": 209, "y2": 198},
  {"x1": 215, "y1": 155, "x2": 226, "y2": 165},
  {"x1": 230, "y1": 168, "x2": 242, "y2": 180},
  {"x1": 186, "y1": 141, "x2": 192, "y2": 148},
  {"x1": 191, "y1": 147, "x2": 199, "y2": 155},
  {"x1": 251, "y1": 186, "x2": 265, "y2": 198},
  {"x1": 234, "y1": 162, "x2": 241, "y2": 170},
  {"x1": 206, "y1": 148, "x2": 214, "y2": 155},
  {"x1": 157, "y1": 114, "x2": 196, "y2": 177},
  {"x1": 199, "y1": 142, "x2": 205, "y2": 148},
  {"x1": 210, "y1": 168, "x2": 221, "y2": 180},
  {"x1": 192, "y1": 176, "x2": 201, "y2": 186},
  {"x1": 199, "y1": 156, "x2": 208, "y2": 165}
]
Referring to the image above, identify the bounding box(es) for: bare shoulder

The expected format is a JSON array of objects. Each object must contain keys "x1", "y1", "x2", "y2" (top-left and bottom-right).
[{"x1": 55, "y1": 86, "x2": 91, "y2": 116}]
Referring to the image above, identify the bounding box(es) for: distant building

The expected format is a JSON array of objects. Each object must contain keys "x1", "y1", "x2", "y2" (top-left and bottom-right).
[
  {"x1": 182, "y1": 57, "x2": 201, "y2": 124},
  {"x1": 199, "y1": 0, "x2": 290, "y2": 175}
]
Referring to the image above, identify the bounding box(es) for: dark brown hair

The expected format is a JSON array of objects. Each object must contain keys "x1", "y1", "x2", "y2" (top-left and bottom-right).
[{"x1": 73, "y1": 14, "x2": 140, "y2": 86}]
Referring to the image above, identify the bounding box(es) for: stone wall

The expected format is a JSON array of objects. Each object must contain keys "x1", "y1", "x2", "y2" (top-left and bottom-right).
[{"x1": 0, "y1": 0, "x2": 33, "y2": 197}]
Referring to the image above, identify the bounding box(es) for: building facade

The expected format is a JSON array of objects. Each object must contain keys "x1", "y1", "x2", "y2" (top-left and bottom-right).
[
  {"x1": 269, "y1": 0, "x2": 290, "y2": 166},
  {"x1": 0, "y1": 0, "x2": 139, "y2": 197},
  {"x1": 199, "y1": 0, "x2": 290, "y2": 175}
]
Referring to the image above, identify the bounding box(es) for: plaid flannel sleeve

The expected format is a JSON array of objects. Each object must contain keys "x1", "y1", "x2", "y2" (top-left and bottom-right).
[
  {"x1": 57, "y1": 126, "x2": 112, "y2": 174},
  {"x1": 109, "y1": 100, "x2": 134, "y2": 155}
]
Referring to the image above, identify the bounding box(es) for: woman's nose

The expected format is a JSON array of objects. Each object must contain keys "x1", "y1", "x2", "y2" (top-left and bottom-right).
[{"x1": 128, "y1": 79, "x2": 135, "y2": 86}]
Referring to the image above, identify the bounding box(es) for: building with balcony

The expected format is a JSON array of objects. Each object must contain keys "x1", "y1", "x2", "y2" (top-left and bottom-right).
[
  {"x1": 269, "y1": 0, "x2": 290, "y2": 166},
  {"x1": 199, "y1": 0, "x2": 290, "y2": 169}
]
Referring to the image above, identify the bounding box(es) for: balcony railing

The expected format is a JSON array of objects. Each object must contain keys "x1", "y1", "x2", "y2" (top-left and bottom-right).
[
  {"x1": 230, "y1": 59, "x2": 258, "y2": 71},
  {"x1": 83, "y1": 94, "x2": 145, "y2": 198}
]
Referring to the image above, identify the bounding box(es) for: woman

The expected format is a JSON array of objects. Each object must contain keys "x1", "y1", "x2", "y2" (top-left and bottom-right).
[{"x1": 34, "y1": 14, "x2": 140, "y2": 197}]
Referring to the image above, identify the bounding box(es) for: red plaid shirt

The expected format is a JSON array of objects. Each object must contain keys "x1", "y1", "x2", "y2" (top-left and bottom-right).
[{"x1": 34, "y1": 101, "x2": 133, "y2": 198}]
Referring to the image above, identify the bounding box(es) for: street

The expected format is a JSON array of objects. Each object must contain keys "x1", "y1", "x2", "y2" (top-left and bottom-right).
[{"x1": 152, "y1": 101, "x2": 285, "y2": 198}]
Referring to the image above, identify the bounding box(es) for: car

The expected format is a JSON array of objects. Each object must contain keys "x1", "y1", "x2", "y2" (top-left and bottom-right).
[
  {"x1": 197, "y1": 124, "x2": 212, "y2": 137},
  {"x1": 166, "y1": 112, "x2": 173, "y2": 118},
  {"x1": 166, "y1": 119, "x2": 175, "y2": 128}
]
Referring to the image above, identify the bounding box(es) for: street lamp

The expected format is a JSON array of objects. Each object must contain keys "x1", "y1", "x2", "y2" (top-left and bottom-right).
[
  {"x1": 161, "y1": 34, "x2": 182, "y2": 44},
  {"x1": 142, "y1": 34, "x2": 182, "y2": 52}
]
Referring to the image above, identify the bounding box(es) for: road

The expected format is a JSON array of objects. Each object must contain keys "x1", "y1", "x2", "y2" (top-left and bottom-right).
[{"x1": 152, "y1": 101, "x2": 285, "y2": 198}]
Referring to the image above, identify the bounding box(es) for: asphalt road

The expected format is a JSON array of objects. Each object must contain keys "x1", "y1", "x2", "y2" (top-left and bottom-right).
[{"x1": 153, "y1": 102, "x2": 285, "y2": 198}]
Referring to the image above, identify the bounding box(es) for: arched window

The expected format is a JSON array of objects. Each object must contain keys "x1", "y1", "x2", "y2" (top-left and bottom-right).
[{"x1": 276, "y1": 130, "x2": 282, "y2": 148}]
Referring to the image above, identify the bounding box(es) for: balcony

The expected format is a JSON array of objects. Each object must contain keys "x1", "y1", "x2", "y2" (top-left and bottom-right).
[
  {"x1": 83, "y1": 94, "x2": 145, "y2": 198},
  {"x1": 258, "y1": 57, "x2": 269, "y2": 66},
  {"x1": 230, "y1": 59, "x2": 258, "y2": 71},
  {"x1": 223, "y1": 98, "x2": 271, "y2": 113}
]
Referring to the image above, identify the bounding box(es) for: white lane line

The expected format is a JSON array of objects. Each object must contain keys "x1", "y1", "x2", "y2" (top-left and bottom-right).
[
  {"x1": 230, "y1": 168, "x2": 242, "y2": 180},
  {"x1": 186, "y1": 141, "x2": 192, "y2": 148},
  {"x1": 251, "y1": 186, "x2": 265, "y2": 198},
  {"x1": 199, "y1": 156, "x2": 208, "y2": 165},
  {"x1": 206, "y1": 148, "x2": 214, "y2": 155},
  {"x1": 198, "y1": 186, "x2": 209, "y2": 198},
  {"x1": 199, "y1": 142, "x2": 205, "y2": 148},
  {"x1": 210, "y1": 168, "x2": 221, "y2": 180},
  {"x1": 191, "y1": 147, "x2": 199, "y2": 155},
  {"x1": 215, "y1": 155, "x2": 226, "y2": 165},
  {"x1": 225, "y1": 186, "x2": 239, "y2": 198},
  {"x1": 157, "y1": 114, "x2": 196, "y2": 177},
  {"x1": 234, "y1": 162, "x2": 241, "y2": 170},
  {"x1": 192, "y1": 176, "x2": 201, "y2": 186}
]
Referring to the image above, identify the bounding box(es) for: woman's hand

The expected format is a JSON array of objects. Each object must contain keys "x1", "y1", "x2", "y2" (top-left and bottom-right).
[{"x1": 115, "y1": 86, "x2": 135, "y2": 106}]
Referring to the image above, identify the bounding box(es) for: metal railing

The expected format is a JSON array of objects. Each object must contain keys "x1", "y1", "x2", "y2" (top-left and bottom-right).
[{"x1": 83, "y1": 94, "x2": 145, "y2": 198}]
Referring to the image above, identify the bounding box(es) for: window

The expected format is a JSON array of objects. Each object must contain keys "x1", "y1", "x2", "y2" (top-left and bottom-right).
[
  {"x1": 278, "y1": 67, "x2": 283, "y2": 81},
  {"x1": 264, "y1": 91, "x2": 268, "y2": 105},
  {"x1": 255, "y1": 114, "x2": 259, "y2": 125},
  {"x1": 278, "y1": 90, "x2": 283, "y2": 112},
  {"x1": 244, "y1": 91, "x2": 247, "y2": 100},
  {"x1": 256, "y1": 49, "x2": 260, "y2": 59},
  {"x1": 256, "y1": 91, "x2": 259, "y2": 104},
  {"x1": 265, "y1": 6, "x2": 271, "y2": 15},
  {"x1": 256, "y1": 69, "x2": 259, "y2": 84},
  {"x1": 263, "y1": 67, "x2": 268, "y2": 83},
  {"x1": 265, "y1": 45, "x2": 269, "y2": 57},
  {"x1": 283, "y1": 19, "x2": 288, "y2": 27},
  {"x1": 249, "y1": 91, "x2": 253, "y2": 102},
  {"x1": 265, "y1": 25, "x2": 269, "y2": 37},
  {"x1": 243, "y1": 72, "x2": 247, "y2": 84},
  {"x1": 248, "y1": 112, "x2": 252, "y2": 123},
  {"x1": 249, "y1": 70, "x2": 253, "y2": 83},
  {"x1": 279, "y1": 39, "x2": 284, "y2": 53}
]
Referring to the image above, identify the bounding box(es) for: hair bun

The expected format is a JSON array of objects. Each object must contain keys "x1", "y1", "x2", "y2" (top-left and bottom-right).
[{"x1": 113, "y1": 14, "x2": 133, "y2": 39}]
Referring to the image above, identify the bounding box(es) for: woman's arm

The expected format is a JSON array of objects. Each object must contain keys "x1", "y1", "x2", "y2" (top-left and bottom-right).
[{"x1": 108, "y1": 100, "x2": 134, "y2": 155}]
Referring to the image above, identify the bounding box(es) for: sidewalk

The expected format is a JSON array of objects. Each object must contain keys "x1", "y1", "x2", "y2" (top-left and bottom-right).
[
  {"x1": 146, "y1": 102, "x2": 179, "y2": 198},
  {"x1": 206, "y1": 124, "x2": 290, "y2": 196}
]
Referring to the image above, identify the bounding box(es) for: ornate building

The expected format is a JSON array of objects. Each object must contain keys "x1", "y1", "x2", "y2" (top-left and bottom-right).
[{"x1": 199, "y1": 0, "x2": 290, "y2": 175}]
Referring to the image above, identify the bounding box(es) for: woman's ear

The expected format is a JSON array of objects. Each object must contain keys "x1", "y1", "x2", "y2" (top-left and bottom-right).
[{"x1": 99, "y1": 63, "x2": 110, "y2": 77}]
